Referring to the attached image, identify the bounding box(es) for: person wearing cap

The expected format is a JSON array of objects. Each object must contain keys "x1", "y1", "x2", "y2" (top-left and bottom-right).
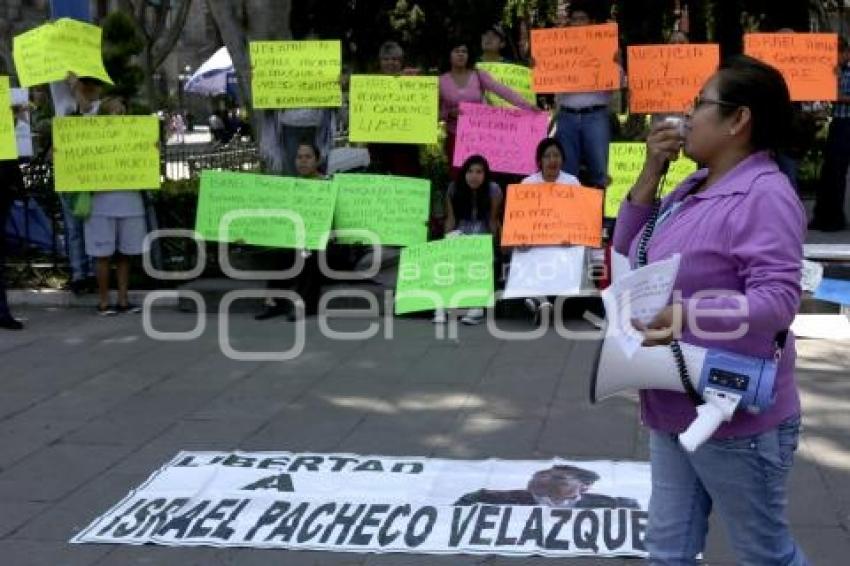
[{"x1": 480, "y1": 25, "x2": 512, "y2": 64}]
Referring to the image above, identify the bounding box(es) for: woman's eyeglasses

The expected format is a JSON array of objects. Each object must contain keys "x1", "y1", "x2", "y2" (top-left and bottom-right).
[{"x1": 692, "y1": 95, "x2": 738, "y2": 110}]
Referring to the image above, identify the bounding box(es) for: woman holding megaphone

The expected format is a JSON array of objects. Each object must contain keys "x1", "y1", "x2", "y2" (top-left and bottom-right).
[{"x1": 612, "y1": 56, "x2": 810, "y2": 565}]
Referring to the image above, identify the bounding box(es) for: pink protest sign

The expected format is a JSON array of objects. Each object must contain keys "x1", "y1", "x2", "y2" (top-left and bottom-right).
[{"x1": 453, "y1": 102, "x2": 549, "y2": 175}]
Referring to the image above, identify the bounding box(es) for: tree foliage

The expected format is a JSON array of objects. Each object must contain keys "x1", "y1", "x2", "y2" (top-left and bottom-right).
[{"x1": 101, "y1": 11, "x2": 145, "y2": 105}]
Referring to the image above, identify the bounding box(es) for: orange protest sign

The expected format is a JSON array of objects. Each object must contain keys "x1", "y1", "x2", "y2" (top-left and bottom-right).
[
  {"x1": 531, "y1": 23, "x2": 620, "y2": 93},
  {"x1": 744, "y1": 33, "x2": 838, "y2": 101},
  {"x1": 627, "y1": 44, "x2": 719, "y2": 113},
  {"x1": 502, "y1": 183, "x2": 603, "y2": 247}
]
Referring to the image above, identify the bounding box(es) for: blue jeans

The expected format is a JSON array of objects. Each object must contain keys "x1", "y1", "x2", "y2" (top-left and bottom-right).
[
  {"x1": 59, "y1": 194, "x2": 93, "y2": 282},
  {"x1": 647, "y1": 417, "x2": 809, "y2": 565},
  {"x1": 554, "y1": 106, "x2": 611, "y2": 187}
]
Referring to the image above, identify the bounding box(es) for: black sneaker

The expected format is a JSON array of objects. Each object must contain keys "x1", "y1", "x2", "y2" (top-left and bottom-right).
[
  {"x1": 254, "y1": 303, "x2": 290, "y2": 321},
  {"x1": 0, "y1": 316, "x2": 24, "y2": 330},
  {"x1": 68, "y1": 279, "x2": 88, "y2": 295}
]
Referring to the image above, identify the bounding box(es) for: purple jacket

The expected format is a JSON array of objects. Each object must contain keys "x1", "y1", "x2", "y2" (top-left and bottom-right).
[{"x1": 613, "y1": 151, "x2": 805, "y2": 438}]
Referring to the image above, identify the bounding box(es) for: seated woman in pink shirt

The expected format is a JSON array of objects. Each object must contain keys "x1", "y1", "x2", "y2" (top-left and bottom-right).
[{"x1": 440, "y1": 39, "x2": 539, "y2": 167}]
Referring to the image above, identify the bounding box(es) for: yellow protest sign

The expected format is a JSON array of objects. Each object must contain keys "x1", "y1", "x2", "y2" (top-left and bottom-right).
[
  {"x1": 13, "y1": 18, "x2": 113, "y2": 87},
  {"x1": 53, "y1": 116, "x2": 160, "y2": 192},
  {"x1": 348, "y1": 75, "x2": 439, "y2": 144},
  {"x1": 476, "y1": 63, "x2": 536, "y2": 108},
  {"x1": 605, "y1": 143, "x2": 697, "y2": 217},
  {"x1": 250, "y1": 40, "x2": 341, "y2": 109},
  {"x1": 0, "y1": 77, "x2": 17, "y2": 160}
]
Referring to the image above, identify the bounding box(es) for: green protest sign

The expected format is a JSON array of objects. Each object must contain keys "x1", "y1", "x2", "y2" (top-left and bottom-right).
[
  {"x1": 395, "y1": 235, "x2": 494, "y2": 314},
  {"x1": 195, "y1": 171, "x2": 337, "y2": 250},
  {"x1": 53, "y1": 116, "x2": 160, "y2": 191},
  {"x1": 333, "y1": 174, "x2": 430, "y2": 247},
  {"x1": 250, "y1": 40, "x2": 341, "y2": 109},
  {"x1": 606, "y1": 142, "x2": 696, "y2": 217}
]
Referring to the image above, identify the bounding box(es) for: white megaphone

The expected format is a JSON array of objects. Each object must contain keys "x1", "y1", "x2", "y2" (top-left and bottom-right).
[{"x1": 590, "y1": 266, "x2": 778, "y2": 452}]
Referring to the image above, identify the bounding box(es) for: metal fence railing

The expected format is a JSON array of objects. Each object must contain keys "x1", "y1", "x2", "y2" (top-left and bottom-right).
[{"x1": 161, "y1": 138, "x2": 261, "y2": 181}]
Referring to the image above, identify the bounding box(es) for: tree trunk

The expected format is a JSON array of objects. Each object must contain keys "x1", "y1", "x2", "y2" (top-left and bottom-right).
[{"x1": 206, "y1": 0, "x2": 293, "y2": 174}]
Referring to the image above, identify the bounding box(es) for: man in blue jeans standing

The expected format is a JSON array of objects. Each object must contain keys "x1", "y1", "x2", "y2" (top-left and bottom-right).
[{"x1": 553, "y1": 2, "x2": 620, "y2": 188}]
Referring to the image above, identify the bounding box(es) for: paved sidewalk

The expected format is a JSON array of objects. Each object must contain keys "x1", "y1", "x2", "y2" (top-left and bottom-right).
[{"x1": 0, "y1": 307, "x2": 848, "y2": 565}]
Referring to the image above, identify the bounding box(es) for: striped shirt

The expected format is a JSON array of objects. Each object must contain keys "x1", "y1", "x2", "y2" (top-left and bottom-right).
[{"x1": 835, "y1": 65, "x2": 850, "y2": 119}]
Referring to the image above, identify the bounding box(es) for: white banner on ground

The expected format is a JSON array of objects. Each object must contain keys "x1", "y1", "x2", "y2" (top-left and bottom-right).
[
  {"x1": 504, "y1": 246, "x2": 586, "y2": 299},
  {"x1": 72, "y1": 451, "x2": 650, "y2": 558}
]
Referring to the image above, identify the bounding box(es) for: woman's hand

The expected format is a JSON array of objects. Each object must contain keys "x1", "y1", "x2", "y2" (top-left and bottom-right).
[
  {"x1": 632, "y1": 303, "x2": 683, "y2": 347},
  {"x1": 645, "y1": 121, "x2": 684, "y2": 174}
]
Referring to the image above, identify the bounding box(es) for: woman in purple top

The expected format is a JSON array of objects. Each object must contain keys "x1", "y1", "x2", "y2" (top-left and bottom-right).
[
  {"x1": 439, "y1": 39, "x2": 538, "y2": 166},
  {"x1": 614, "y1": 56, "x2": 810, "y2": 564}
]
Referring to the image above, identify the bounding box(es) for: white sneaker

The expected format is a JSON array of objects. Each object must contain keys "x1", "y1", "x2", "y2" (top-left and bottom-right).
[
  {"x1": 432, "y1": 308, "x2": 447, "y2": 324},
  {"x1": 461, "y1": 308, "x2": 485, "y2": 325},
  {"x1": 524, "y1": 297, "x2": 539, "y2": 313}
]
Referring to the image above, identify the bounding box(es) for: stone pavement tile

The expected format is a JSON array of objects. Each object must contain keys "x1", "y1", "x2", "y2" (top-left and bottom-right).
[
  {"x1": 364, "y1": 553, "x2": 485, "y2": 565},
  {"x1": 12, "y1": 472, "x2": 148, "y2": 542},
  {"x1": 0, "y1": 417, "x2": 88, "y2": 471},
  {"x1": 338, "y1": 412, "x2": 463, "y2": 456},
  {"x1": 0, "y1": 392, "x2": 40, "y2": 421},
  {"x1": 537, "y1": 399, "x2": 640, "y2": 460},
  {"x1": 189, "y1": 386, "x2": 303, "y2": 421},
  {"x1": 94, "y1": 545, "x2": 232, "y2": 566},
  {"x1": 0, "y1": 501, "x2": 49, "y2": 538},
  {"x1": 216, "y1": 548, "x2": 366, "y2": 566},
  {"x1": 793, "y1": 526, "x2": 850, "y2": 563},
  {"x1": 481, "y1": 558, "x2": 638, "y2": 565},
  {"x1": 463, "y1": 378, "x2": 560, "y2": 420},
  {"x1": 0, "y1": 443, "x2": 133, "y2": 503},
  {"x1": 16, "y1": 385, "x2": 147, "y2": 424},
  {"x1": 62, "y1": 416, "x2": 175, "y2": 447},
  {"x1": 239, "y1": 410, "x2": 365, "y2": 453},
  {"x1": 102, "y1": 390, "x2": 221, "y2": 423},
  {"x1": 431, "y1": 417, "x2": 545, "y2": 460},
  {"x1": 401, "y1": 349, "x2": 496, "y2": 386},
  {"x1": 0, "y1": 539, "x2": 111, "y2": 566},
  {"x1": 785, "y1": 458, "x2": 842, "y2": 527}
]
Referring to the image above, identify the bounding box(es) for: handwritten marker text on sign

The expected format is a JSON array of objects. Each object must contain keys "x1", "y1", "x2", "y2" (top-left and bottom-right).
[
  {"x1": 627, "y1": 44, "x2": 719, "y2": 113},
  {"x1": 744, "y1": 33, "x2": 838, "y2": 101},
  {"x1": 502, "y1": 183, "x2": 603, "y2": 248},
  {"x1": 250, "y1": 40, "x2": 342, "y2": 109},
  {"x1": 333, "y1": 173, "x2": 430, "y2": 247},
  {"x1": 476, "y1": 63, "x2": 536, "y2": 108},
  {"x1": 605, "y1": 142, "x2": 696, "y2": 218},
  {"x1": 12, "y1": 19, "x2": 113, "y2": 87},
  {"x1": 348, "y1": 75, "x2": 439, "y2": 144},
  {"x1": 453, "y1": 102, "x2": 549, "y2": 175},
  {"x1": 195, "y1": 171, "x2": 337, "y2": 250},
  {"x1": 53, "y1": 116, "x2": 159, "y2": 192},
  {"x1": 395, "y1": 235, "x2": 495, "y2": 314},
  {"x1": 531, "y1": 23, "x2": 620, "y2": 94}
]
